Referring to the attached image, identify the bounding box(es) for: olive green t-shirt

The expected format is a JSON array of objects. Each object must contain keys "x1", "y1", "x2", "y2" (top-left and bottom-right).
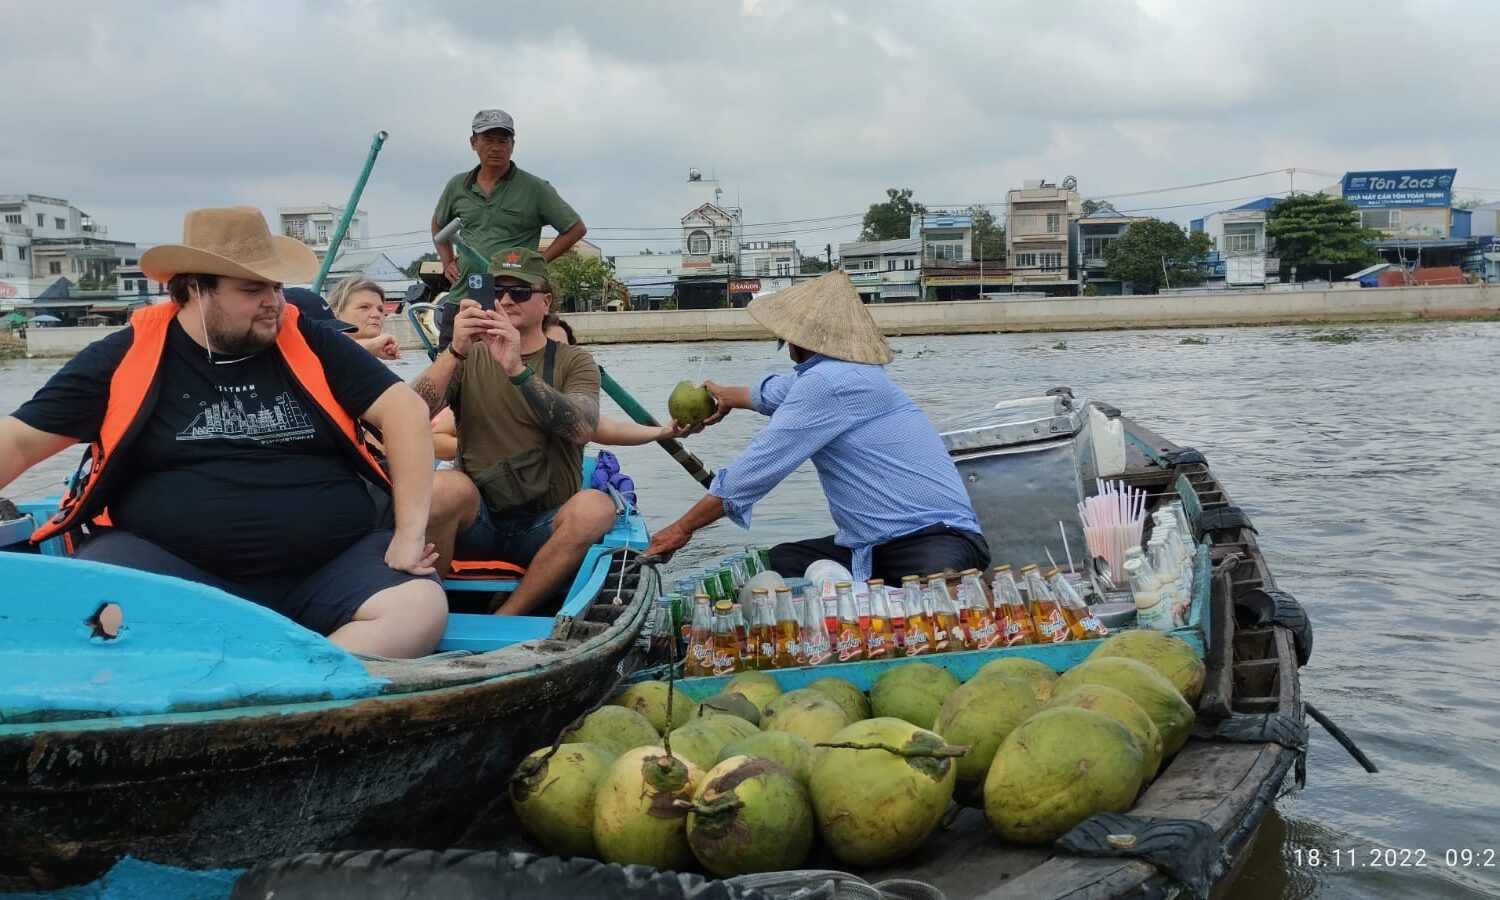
[
  {"x1": 451, "y1": 340, "x2": 600, "y2": 512},
  {"x1": 433, "y1": 163, "x2": 580, "y2": 280}
]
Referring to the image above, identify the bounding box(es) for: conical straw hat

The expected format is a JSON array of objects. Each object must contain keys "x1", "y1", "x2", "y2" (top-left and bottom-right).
[{"x1": 747, "y1": 270, "x2": 893, "y2": 365}]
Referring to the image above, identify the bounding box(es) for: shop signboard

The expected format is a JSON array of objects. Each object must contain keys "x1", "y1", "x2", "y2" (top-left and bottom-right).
[{"x1": 1341, "y1": 169, "x2": 1456, "y2": 208}]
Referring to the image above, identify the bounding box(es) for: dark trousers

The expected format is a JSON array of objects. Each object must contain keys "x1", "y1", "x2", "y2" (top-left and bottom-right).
[{"x1": 769, "y1": 524, "x2": 991, "y2": 583}]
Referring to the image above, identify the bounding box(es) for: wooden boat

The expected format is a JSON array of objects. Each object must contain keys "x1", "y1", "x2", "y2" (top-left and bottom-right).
[
  {"x1": 0, "y1": 490, "x2": 653, "y2": 892},
  {"x1": 660, "y1": 396, "x2": 1308, "y2": 899}
]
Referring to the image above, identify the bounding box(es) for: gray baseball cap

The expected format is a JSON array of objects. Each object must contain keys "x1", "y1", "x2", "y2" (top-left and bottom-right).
[{"x1": 471, "y1": 109, "x2": 515, "y2": 134}]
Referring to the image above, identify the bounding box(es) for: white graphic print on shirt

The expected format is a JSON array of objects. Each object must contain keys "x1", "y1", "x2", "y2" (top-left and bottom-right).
[{"x1": 177, "y1": 383, "x2": 315, "y2": 444}]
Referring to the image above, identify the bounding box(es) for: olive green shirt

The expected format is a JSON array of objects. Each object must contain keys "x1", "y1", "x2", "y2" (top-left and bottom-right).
[
  {"x1": 450, "y1": 340, "x2": 600, "y2": 512},
  {"x1": 433, "y1": 163, "x2": 580, "y2": 280}
]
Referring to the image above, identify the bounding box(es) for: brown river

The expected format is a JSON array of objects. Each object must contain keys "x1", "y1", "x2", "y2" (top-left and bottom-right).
[{"x1": 4, "y1": 320, "x2": 1498, "y2": 898}]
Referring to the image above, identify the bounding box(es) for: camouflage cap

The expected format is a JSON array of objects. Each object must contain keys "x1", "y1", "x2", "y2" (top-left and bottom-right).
[{"x1": 488, "y1": 247, "x2": 550, "y2": 288}]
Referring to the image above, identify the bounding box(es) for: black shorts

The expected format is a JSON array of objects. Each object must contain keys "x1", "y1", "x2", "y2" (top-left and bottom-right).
[{"x1": 75, "y1": 529, "x2": 440, "y2": 635}]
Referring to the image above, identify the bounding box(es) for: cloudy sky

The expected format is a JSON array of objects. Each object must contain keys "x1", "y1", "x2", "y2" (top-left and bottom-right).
[{"x1": 4, "y1": 0, "x2": 1497, "y2": 265}]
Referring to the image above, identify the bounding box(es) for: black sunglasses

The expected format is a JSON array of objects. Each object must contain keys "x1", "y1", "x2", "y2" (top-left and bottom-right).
[{"x1": 496, "y1": 285, "x2": 545, "y2": 303}]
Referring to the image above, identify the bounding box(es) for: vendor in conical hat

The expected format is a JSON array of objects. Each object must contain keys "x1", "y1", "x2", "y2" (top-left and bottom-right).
[{"x1": 644, "y1": 271, "x2": 988, "y2": 584}]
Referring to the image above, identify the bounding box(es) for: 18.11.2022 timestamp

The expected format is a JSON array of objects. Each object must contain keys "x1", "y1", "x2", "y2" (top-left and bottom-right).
[{"x1": 1292, "y1": 847, "x2": 1496, "y2": 868}]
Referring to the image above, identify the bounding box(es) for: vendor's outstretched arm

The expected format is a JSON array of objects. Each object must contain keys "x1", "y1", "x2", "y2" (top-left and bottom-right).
[{"x1": 643, "y1": 493, "x2": 726, "y2": 561}]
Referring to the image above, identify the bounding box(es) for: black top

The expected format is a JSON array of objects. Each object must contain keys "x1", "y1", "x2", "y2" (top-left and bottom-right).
[{"x1": 13, "y1": 314, "x2": 400, "y2": 579}]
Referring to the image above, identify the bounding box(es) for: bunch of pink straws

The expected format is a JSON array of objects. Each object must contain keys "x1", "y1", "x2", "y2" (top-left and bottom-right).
[{"x1": 1079, "y1": 479, "x2": 1146, "y2": 589}]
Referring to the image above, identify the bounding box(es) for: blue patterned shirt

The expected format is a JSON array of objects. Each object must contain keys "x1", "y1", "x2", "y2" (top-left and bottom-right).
[{"x1": 709, "y1": 355, "x2": 981, "y2": 581}]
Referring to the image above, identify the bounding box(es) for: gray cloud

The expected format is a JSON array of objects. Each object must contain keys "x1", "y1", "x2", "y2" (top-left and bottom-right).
[{"x1": 2, "y1": 0, "x2": 1493, "y2": 262}]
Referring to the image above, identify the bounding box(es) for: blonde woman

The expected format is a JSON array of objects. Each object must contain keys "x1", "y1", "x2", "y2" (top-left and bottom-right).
[{"x1": 329, "y1": 275, "x2": 399, "y2": 360}]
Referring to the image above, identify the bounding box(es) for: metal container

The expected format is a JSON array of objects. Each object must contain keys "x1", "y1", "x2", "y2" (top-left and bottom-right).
[{"x1": 942, "y1": 391, "x2": 1098, "y2": 570}]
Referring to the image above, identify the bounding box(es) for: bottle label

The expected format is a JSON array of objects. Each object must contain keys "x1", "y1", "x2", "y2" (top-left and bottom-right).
[
  {"x1": 760, "y1": 641, "x2": 774, "y2": 658},
  {"x1": 805, "y1": 636, "x2": 832, "y2": 664},
  {"x1": 1079, "y1": 615, "x2": 1107, "y2": 635},
  {"x1": 904, "y1": 630, "x2": 930, "y2": 655},
  {"x1": 867, "y1": 633, "x2": 888, "y2": 652},
  {"x1": 972, "y1": 622, "x2": 999, "y2": 648},
  {"x1": 778, "y1": 639, "x2": 802, "y2": 656},
  {"x1": 855, "y1": 591, "x2": 871, "y2": 618},
  {"x1": 711, "y1": 651, "x2": 737, "y2": 675},
  {"x1": 1037, "y1": 615, "x2": 1068, "y2": 643}
]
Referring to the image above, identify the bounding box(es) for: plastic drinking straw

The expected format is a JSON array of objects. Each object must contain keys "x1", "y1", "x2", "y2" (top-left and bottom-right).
[{"x1": 1059, "y1": 521, "x2": 1077, "y2": 573}]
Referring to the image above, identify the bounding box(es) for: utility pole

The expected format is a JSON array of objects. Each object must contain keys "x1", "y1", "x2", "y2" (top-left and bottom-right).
[{"x1": 826, "y1": 243, "x2": 833, "y2": 272}]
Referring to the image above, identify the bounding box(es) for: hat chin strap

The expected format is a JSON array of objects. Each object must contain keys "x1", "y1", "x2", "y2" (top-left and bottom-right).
[{"x1": 196, "y1": 285, "x2": 215, "y2": 361}]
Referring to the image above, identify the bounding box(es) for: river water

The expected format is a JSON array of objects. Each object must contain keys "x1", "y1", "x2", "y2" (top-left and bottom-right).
[{"x1": 4, "y1": 321, "x2": 1498, "y2": 899}]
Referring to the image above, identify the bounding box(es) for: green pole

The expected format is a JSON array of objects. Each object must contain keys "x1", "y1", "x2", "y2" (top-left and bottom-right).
[{"x1": 311, "y1": 130, "x2": 388, "y2": 293}]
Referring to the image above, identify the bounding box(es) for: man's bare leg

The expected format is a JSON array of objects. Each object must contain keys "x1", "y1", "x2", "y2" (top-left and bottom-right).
[
  {"x1": 330, "y1": 579, "x2": 448, "y2": 658},
  {"x1": 427, "y1": 469, "x2": 480, "y2": 576},
  {"x1": 496, "y1": 490, "x2": 616, "y2": 615}
]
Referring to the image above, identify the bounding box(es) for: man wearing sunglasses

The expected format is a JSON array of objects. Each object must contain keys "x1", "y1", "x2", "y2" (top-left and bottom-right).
[{"x1": 412, "y1": 248, "x2": 615, "y2": 615}]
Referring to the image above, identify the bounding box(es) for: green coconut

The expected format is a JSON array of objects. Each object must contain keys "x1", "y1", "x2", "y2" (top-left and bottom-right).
[
  {"x1": 668, "y1": 381, "x2": 716, "y2": 427},
  {"x1": 1048, "y1": 683, "x2": 1164, "y2": 781},
  {"x1": 724, "y1": 671, "x2": 784, "y2": 715},
  {"x1": 1054, "y1": 657, "x2": 1195, "y2": 756},
  {"x1": 1087, "y1": 630, "x2": 1206, "y2": 704},
  {"x1": 611, "y1": 681, "x2": 693, "y2": 734},
  {"x1": 697, "y1": 713, "x2": 761, "y2": 744},
  {"x1": 717, "y1": 731, "x2": 814, "y2": 784},
  {"x1": 869, "y1": 663, "x2": 961, "y2": 729},
  {"x1": 984, "y1": 707, "x2": 1144, "y2": 845},
  {"x1": 666, "y1": 720, "x2": 738, "y2": 772},
  {"x1": 932, "y1": 676, "x2": 1042, "y2": 786},
  {"x1": 971, "y1": 656, "x2": 1060, "y2": 704},
  {"x1": 695, "y1": 692, "x2": 763, "y2": 726},
  {"x1": 761, "y1": 689, "x2": 850, "y2": 743},
  {"x1": 686, "y1": 755, "x2": 815, "y2": 876},
  {"x1": 809, "y1": 717, "x2": 961, "y2": 866},
  {"x1": 509, "y1": 742, "x2": 617, "y2": 858},
  {"x1": 806, "y1": 676, "x2": 872, "y2": 723},
  {"x1": 592, "y1": 746, "x2": 703, "y2": 869},
  {"x1": 559, "y1": 705, "x2": 661, "y2": 756}
]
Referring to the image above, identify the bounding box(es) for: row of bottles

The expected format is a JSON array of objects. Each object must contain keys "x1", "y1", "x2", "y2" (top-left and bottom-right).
[
  {"x1": 677, "y1": 563, "x2": 1114, "y2": 676},
  {"x1": 1125, "y1": 501, "x2": 1198, "y2": 631}
]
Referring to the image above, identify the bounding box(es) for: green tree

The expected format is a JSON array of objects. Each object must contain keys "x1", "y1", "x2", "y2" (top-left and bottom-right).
[
  {"x1": 860, "y1": 187, "x2": 925, "y2": 241},
  {"x1": 403, "y1": 252, "x2": 439, "y2": 278},
  {"x1": 969, "y1": 206, "x2": 1006, "y2": 261},
  {"x1": 800, "y1": 254, "x2": 829, "y2": 274},
  {"x1": 1081, "y1": 199, "x2": 1121, "y2": 217},
  {"x1": 1266, "y1": 194, "x2": 1378, "y2": 278},
  {"x1": 1103, "y1": 218, "x2": 1212, "y2": 294},
  {"x1": 548, "y1": 252, "x2": 612, "y2": 310}
]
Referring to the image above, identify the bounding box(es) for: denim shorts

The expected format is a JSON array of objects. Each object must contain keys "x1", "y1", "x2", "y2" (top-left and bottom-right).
[{"x1": 453, "y1": 502, "x2": 558, "y2": 568}]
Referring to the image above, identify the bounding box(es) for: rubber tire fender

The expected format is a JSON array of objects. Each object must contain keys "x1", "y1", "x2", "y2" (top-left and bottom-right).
[
  {"x1": 231, "y1": 850, "x2": 771, "y2": 900},
  {"x1": 1234, "y1": 588, "x2": 1312, "y2": 667}
]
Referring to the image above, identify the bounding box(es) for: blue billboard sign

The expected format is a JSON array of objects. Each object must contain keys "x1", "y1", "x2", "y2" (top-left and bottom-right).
[{"x1": 1341, "y1": 169, "x2": 1456, "y2": 208}]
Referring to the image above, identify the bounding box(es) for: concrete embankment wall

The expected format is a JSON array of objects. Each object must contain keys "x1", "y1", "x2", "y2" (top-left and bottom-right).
[
  {"x1": 569, "y1": 283, "x2": 1500, "y2": 345},
  {"x1": 21, "y1": 284, "x2": 1499, "y2": 357}
]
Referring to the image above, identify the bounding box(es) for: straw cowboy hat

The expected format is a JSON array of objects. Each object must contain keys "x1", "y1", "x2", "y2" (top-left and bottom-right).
[
  {"x1": 140, "y1": 206, "x2": 319, "y2": 285},
  {"x1": 747, "y1": 270, "x2": 894, "y2": 365}
]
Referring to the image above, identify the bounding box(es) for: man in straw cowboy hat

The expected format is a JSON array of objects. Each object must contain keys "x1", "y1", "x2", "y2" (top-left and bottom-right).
[
  {"x1": 0, "y1": 206, "x2": 447, "y2": 658},
  {"x1": 644, "y1": 271, "x2": 989, "y2": 584}
]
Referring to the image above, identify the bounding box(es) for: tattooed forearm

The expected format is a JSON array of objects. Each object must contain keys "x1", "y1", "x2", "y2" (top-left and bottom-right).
[
  {"x1": 409, "y1": 356, "x2": 455, "y2": 417},
  {"x1": 518, "y1": 378, "x2": 600, "y2": 444}
]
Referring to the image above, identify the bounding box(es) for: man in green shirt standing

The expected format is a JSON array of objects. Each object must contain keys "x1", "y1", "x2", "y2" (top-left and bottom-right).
[{"x1": 431, "y1": 109, "x2": 588, "y2": 285}]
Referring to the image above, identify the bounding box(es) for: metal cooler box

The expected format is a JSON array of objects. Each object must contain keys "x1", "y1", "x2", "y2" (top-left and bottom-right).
[{"x1": 941, "y1": 392, "x2": 1098, "y2": 569}]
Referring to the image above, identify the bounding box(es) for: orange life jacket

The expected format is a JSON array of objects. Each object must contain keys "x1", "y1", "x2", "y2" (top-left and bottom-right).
[{"x1": 31, "y1": 301, "x2": 389, "y2": 544}]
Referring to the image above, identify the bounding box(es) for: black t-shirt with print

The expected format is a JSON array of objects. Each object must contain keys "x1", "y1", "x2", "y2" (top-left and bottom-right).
[{"x1": 12, "y1": 315, "x2": 400, "y2": 579}]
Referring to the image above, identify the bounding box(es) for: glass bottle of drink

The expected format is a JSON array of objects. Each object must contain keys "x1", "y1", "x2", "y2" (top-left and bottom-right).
[
  {"x1": 799, "y1": 590, "x2": 834, "y2": 666},
  {"x1": 1126, "y1": 558, "x2": 1173, "y2": 631},
  {"x1": 1046, "y1": 566, "x2": 1109, "y2": 640},
  {"x1": 865, "y1": 579, "x2": 897, "y2": 659},
  {"x1": 686, "y1": 594, "x2": 714, "y2": 676},
  {"x1": 749, "y1": 589, "x2": 776, "y2": 670},
  {"x1": 947, "y1": 570, "x2": 979, "y2": 650},
  {"x1": 716, "y1": 565, "x2": 736, "y2": 600},
  {"x1": 888, "y1": 581, "x2": 907, "y2": 649},
  {"x1": 755, "y1": 545, "x2": 773, "y2": 574},
  {"x1": 741, "y1": 547, "x2": 762, "y2": 578},
  {"x1": 855, "y1": 580, "x2": 874, "y2": 639},
  {"x1": 728, "y1": 555, "x2": 750, "y2": 590},
  {"x1": 730, "y1": 602, "x2": 749, "y2": 660},
  {"x1": 710, "y1": 599, "x2": 743, "y2": 674},
  {"x1": 771, "y1": 587, "x2": 804, "y2": 668},
  {"x1": 961, "y1": 568, "x2": 1001, "y2": 649},
  {"x1": 901, "y1": 575, "x2": 937, "y2": 656},
  {"x1": 820, "y1": 582, "x2": 839, "y2": 640},
  {"x1": 926, "y1": 574, "x2": 963, "y2": 652},
  {"x1": 1021, "y1": 564, "x2": 1070, "y2": 644},
  {"x1": 991, "y1": 566, "x2": 1038, "y2": 646},
  {"x1": 833, "y1": 581, "x2": 866, "y2": 663},
  {"x1": 1150, "y1": 541, "x2": 1189, "y2": 627},
  {"x1": 700, "y1": 570, "x2": 723, "y2": 603}
]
